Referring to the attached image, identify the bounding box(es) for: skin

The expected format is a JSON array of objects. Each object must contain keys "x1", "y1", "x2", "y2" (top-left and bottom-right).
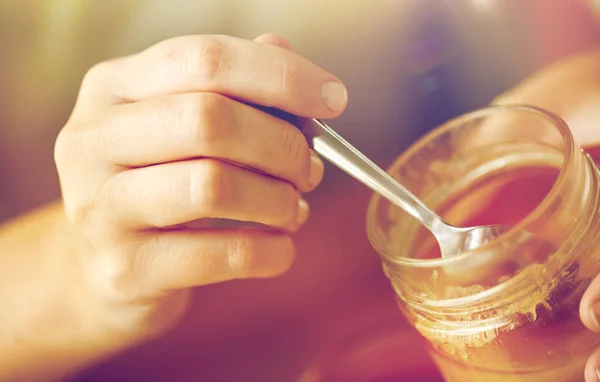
[
  {"x1": 2, "y1": 33, "x2": 600, "y2": 381},
  {"x1": 0, "y1": 33, "x2": 344, "y2": 381}
]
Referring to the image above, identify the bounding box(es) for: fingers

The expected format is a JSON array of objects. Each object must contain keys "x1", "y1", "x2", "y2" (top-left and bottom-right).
[
  {"x1": 97, "y1": 92, "x2": 321, "y2": 192},
  {"x1": 586, "y1": 349, "x2": 600, "y2": 382},
  {"x1": 580, "y1": 273, "x2": 600, "y2": 382},
  {"x1": 580, "y1": 273, "x2": 600, "y2": 333},
  {"x1": 134, "y1": 229, "x2": 295, "y2": 291},
  {"x1": 105, "y1": 159, "x2": 308, "y2": 231},
  {"x1": 81, "y1": 34, "x2": 347, "y2": 118},
  {"x1": 92, "y1": 229, "x2": 295, "y2": 298}
]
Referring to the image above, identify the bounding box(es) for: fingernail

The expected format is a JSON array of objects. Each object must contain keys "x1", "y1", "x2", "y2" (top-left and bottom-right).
[
  {"x1": 308, "y1": 151, "x2": 325, "y2": 189},
  {"x1": 296, "y1": 199, "x2": 310, "y2": 226},
  {"x1": 596, "y1": 367, "x2": 600, "y2": 381},
  {"x1": 321, "y1": 82, "x2": 348, "y2": 112}
]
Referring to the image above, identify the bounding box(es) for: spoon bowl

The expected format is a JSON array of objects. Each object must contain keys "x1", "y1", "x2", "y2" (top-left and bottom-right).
[{"x1": 434, "y1": 223, "x2": 513, "y2": 257}]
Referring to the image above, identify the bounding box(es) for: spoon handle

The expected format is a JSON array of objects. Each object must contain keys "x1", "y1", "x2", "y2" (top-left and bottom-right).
[{"x1": 308, "y1": 119, "x2": 443, "y2": 232}]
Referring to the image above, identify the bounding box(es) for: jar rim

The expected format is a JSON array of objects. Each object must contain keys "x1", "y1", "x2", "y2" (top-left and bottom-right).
[{"x1": 365, "y1": 104, "x2": 575, "y2": 268}]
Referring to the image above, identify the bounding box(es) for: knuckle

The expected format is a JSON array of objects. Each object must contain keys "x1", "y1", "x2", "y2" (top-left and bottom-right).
[
  {"x1": 53, "y1": 127, "x2": 75, "y2": 169},
  {"x1": 94, "y1": 248, "x2": 141, "y2": 299},
  {"x1": 81, "y1": 62, "x2": 106, "y2": 89},
  {"x1": 64, "y1": 199, "x2": 94, "y2": 230},
  {"x1": 189, "y1": 159, "x2": 229, "y2": 213},
  {"x1": 192, "y1": 93, "x2": 231, "y2": 145},
  {"x1": 171, "y1": 94, "x2": 202, "y2": 136},
  {"x1": 170, "y1": 93, "x2": 231, "y2": 151},
  {"x1": 64, "y1": 199, "x2": 111, "y2": 245},
  {"x1": 167, "y1": 36, "x2": 224, "y2": 86},
  {"x1": 278, "y1": 184, "x2": 300, "y2": 224},
  {"x1": 63, "y1": 178, "x2": 123, "y2": 245},
  {"x1": 194, "y1": 37, "x2": 225, "y2": 85},
  {"x1": 260, "y1": 33, "x2": 292, "y2": 50},
  {"x1": 268, "y1": 54, "x2": 293, "y2": 94},
  {"x1": 227, "y1": 235, "x2": 254, "y2": 275},
  {"x1": 281, "y1": 125, "x2": 309, "y2": 171},
  {"x1": 54, "y1": 122, "x2": 104, "y2": 170},
  {"x1": 80, "y1": 61, "x2": 114, "y2": 96}
]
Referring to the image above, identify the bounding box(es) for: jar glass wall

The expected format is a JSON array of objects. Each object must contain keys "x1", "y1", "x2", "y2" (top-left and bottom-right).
[{"x1": 366, "y1": 105, "x2": 600, "y2": 382}]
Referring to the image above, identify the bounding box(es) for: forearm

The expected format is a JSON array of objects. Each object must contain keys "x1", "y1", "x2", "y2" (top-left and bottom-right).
[
  {"x1": 0, "y1": 201, "x2": 130, "y2": 381},
  {"x1": 492, "y1": 48, "x2": 600, "y2": 149}
]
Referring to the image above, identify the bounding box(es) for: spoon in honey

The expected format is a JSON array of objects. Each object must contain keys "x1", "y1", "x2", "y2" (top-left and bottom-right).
[{"x1": 304, "y1": 118, "x2": 512, "y2": 257}]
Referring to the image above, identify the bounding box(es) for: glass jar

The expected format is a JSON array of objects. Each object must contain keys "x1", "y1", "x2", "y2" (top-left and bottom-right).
[{"x1": 365, "y1": 105, "x2": 600, "y2": 382}]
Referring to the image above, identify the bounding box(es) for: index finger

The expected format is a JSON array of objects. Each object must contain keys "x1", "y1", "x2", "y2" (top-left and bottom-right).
[{"x1": 79, "y1": 34, "x2": 348, "y2": 118}]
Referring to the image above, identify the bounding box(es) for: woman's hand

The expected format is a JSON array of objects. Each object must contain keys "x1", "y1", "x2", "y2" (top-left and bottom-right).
[
  {"x1": 492, "y1": 48, "x2": 600, "y2": 382},
  {"x1": 54, "y1": 33, "x2": 347, "y2": 340}
]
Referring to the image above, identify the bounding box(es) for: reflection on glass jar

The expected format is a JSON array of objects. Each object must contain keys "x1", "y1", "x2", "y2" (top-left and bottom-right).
[{"x1": 366, "y1": 105, "x2": 600, "y2": 382}]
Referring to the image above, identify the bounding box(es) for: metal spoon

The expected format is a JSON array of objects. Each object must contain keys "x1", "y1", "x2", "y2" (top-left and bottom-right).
[{"x1": 305, "y1": 119, "x2": 511, "y2": 258}]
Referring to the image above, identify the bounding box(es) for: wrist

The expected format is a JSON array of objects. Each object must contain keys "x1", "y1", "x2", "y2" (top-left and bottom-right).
[{"x1": 0, "y1": 202, "x2": 130, "y2": 380}]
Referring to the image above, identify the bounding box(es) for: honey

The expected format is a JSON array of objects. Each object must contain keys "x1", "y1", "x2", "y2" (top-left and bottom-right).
[{"x1": 404, "y1": 165, "x2": 597, "y2": 381}]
